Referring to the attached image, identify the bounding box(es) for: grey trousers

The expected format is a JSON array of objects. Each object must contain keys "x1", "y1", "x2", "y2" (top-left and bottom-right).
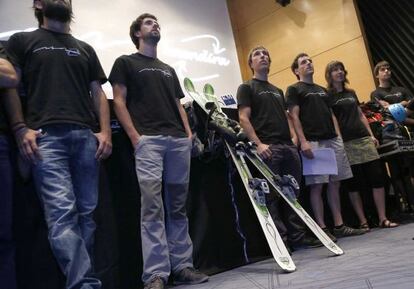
[{"x1": 134, "y1": 135, "x2": 193, "y2": 284}]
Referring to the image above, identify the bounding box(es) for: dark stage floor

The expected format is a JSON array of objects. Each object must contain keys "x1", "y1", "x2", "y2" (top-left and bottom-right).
[{"x1": 173, "y1": 221, "x2": 414, "y2": 289}]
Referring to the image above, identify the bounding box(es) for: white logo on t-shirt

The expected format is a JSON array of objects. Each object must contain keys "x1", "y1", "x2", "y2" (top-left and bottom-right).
[
  {"x1": 138, "y1": 68, "x2": 172, "y2": 77},
  {"x1": 385, "y1": 92, "x2": 402, "y2": 98},
  {"x1": 333, "y1": 97, "x2": 355, "y2": 106},
  {"x1": 259, "y1": 90, "x2": 281, "y2": 97},
  {"x1": 33, "y1": 46, "x2": 80, "y2": 57},
  {"x1": 304, "y1": 91, "x2": 327, "y2": 97}
]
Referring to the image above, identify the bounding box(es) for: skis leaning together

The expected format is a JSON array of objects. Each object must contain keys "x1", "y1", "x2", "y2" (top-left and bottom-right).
[{"x1": 183, "y1": 77, "x2": 343, "y2": 272}]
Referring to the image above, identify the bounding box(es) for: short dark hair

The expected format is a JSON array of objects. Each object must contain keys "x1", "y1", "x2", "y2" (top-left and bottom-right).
[
  {"x1": 325, "y1": 60, "x2": 349, "y2": 92},
  {"x1": 247, "y1": 46, "x2": 272, "y2": 74},
  {"x1": 291, "y1": 52, "x2": 308, "y2": 80},
  {"x1": 374, "y1": 60, "x2": 390, "y2": 77},
  {"x1": 130, "y1": 13, "x2": 157, "y2": 49}
]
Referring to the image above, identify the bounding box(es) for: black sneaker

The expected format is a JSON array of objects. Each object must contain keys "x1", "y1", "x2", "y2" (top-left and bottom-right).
[
  {"x1": 144, "y1": 276, "x2": 164, "y2": 289},
  {"x1": 173, "y1": 267, "x2": 209, "y2": 285},
  {"x1": 333, "y1": 225, "x2": 366, "y2": 238},
  {"x1": 291, "y1": 236, "x2": 323, "y2": 250},
  {"x1": 322, "y1": 227, "x2": 337, "y2": 243}
]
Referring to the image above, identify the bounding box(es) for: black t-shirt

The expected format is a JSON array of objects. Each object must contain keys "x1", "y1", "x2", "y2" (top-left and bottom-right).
[
  {"x1": 6, "y1": 28, "x2": 106, "y2": 130},
  {"x1": 109, "y1": 53, "x2": 186, "y2": 137},
  {"x1": 330, "y1": 90, "x2": 369, "y2": 142},
  {"x1": 237, "y1": 78, "x2": 291, "y2": 144},
  {"x1": 370, "y1": 86, "x2": 413, "y2": 104},
  {"x1": 0, "y1": 43, "x2": 9, "y2": 133},
  {"x1": 407, "y1": 99, "x2": 414, "y2": 111},
  {"x1": 286, "y1": 81, "x2": 337, "y2": 141}
]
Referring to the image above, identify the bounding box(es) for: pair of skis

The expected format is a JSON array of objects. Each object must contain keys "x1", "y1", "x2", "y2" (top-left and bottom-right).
[{"x1": 183, "y1": 78, "x2": 343, "y2": 272}]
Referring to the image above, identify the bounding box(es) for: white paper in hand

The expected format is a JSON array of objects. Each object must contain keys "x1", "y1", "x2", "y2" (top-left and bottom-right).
[{"x1": 301, "y1": 148, "x2": 338, "y2": 176}]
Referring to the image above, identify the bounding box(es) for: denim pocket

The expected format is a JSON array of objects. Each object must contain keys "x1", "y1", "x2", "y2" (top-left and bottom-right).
[{"x1": 134, "y1": 135, "x2": 147, "y2": 154}]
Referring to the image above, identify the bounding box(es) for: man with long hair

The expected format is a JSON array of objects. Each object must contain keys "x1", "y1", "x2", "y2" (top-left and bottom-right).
[
  {"x1": 326, "y1": 60, "x2": 398, "y2": 230},
  {"x1": 6, "y1": 1, "x2": 112, "y2": 288}
]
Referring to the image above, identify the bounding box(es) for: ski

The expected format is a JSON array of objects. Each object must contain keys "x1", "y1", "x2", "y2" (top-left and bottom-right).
[
  {"x1": 184, "y1": 77, "x2": 296, "y2": 272},
  {"x1": 225, "y1": 141, "x2": 296, "y2": 272},
  {"x1": 201, "y1": 80, "x2": 344, "y2": 256},
  {"x1": 241, "y1": 143, "x2": 344, "y2": 255}
]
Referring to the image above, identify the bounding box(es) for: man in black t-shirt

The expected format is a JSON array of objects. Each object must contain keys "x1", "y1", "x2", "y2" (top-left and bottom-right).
[
  {"x1": 286, "y1": 53, "x2": 365, "y2": 240},
  {"x1": 370, "y1": 60, "x2": 414, "y2": 127},
  {"x1": 0, "y1": 42, "x2": 18, "y2": 289},
  {"x1": 109, "y1": 13, "x2": 208, "y2": 289},
  {"x1": 371, "y1": 60, "x2": 414, "y2": 201},
  {"x1": 5, "y1": 1, "x2": 112, "y2": 289},
  {"x1": 237, "y1": 46, "x2": 321, "y2": 250}
]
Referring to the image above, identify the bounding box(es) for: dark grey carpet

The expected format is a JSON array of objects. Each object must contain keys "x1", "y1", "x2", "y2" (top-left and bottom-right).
[{"x1": 173, "y1": 222, "x2": 414, "y2": 289}]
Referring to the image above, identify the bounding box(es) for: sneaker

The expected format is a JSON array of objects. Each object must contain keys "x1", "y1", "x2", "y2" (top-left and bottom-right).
[
  {"x1": 333, "y1": 225, "x2": 366, "y2": 238},
  {"x1": 173, "y1": 267, "x2": 209, "y2": 285},
  {"x1": 322, "y1": 227, "x2": 337, "y2": 243},
  {"x1": 144, "y1": 276, "x2": 164, "y2": 289},
  {"x1": 291, "y1": 236, "x2": 323, "y2": 250}
]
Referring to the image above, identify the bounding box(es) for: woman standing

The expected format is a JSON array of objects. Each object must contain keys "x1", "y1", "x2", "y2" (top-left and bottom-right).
[{"x1": 325, "y1": 60, "x2": 399, "y2": 230}]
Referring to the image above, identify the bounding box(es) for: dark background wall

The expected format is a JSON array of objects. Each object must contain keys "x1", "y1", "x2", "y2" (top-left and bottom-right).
[{"x1": 356, "y1": 0, "x2": 414, "y2": 93}]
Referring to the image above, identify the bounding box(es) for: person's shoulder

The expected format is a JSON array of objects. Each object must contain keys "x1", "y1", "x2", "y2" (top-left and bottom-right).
[
  {"x1": 288, "y1": 81, "x2": 301, "y2": 88},
  {"x1": 242, "y1": 79, "x2": 255, "y2": 87},
  {"x1": 344, "y1": 88, "x2": 356, "y2": 95},
  {"x1": 8, "y1": 29, "x2": 37, "y2": 42},
  {"x1": 72, "y1": 36, "x2": 96, "y2": 52},
  {"x1": 150, "y1": 57, "x2": 170, "y2": 67},
  {"x1": 286, "y1": 81, "x2": 301, "y2": 91},
  {"x1": 117, "y1": 54, "x2": 136, "y2": 61},
  {"x1": 370, "y1": 87, "x2": 381, "y2": 95},
  {"x1": 394, "y1": 86, "x2": 409, "y2": 92},
  {"x1": 312, "y1": 82, "x2": 327, "y2": 91},
  {"x1": 267, "y1": 82, "x2": 284, "y2": 96}
]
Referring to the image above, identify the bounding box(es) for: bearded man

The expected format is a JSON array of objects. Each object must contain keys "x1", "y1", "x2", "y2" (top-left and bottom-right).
[{"x1": 6, "y1": 1, "x2": 112, "y2": 288}]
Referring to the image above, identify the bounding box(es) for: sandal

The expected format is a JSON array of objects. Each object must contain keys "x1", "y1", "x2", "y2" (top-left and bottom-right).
[
  {"x1": 359, "y1": 222, "x2": 370, "y2": 231},
  {"x1": 379, "y1": 219, "x2": 399, "y2": 228}
]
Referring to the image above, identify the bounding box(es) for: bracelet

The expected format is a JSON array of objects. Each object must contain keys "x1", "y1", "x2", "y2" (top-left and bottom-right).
[
  {"x1": 13, "y1": 125, "x2": 28, "y2": 137},
  {"x1": 11, "y1": 122, "x2": 26, "y2": 131}
]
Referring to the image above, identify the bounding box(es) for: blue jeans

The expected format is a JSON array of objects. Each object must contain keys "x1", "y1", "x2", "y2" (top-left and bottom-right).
[
  {"x1": 0, "y1": 134, "x2": 16, "y2": 289},
  {"x1": 32, "y1": 124, "x2": 101, "y2": 289},
  {"x1": 134, "y1": 135, "x2": 193, "y2": 284}
]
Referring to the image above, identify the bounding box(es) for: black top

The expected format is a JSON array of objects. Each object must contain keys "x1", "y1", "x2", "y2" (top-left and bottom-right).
[
  {"x1": 370, "y1": 86, "x2": 413, "y2": 104},
  {"x1": 0, "y1": 43, "x2": 9, "y2": 133},
  {"x1": 6, "y1": 28, "x2": 106, "y2": 130},
  {"x1": 330, "y1": 90, "x2": 369, "y2": 142},
  {"x1": 109, "y1": 53, "x2": 186, "y2": 137},
  {"x1": 286, "y1": 81, "x2": 337, "y2": 141},
  {"x1": 237, "y1": 78, "x2": 291, "y2": 144},
  {"x1": 407, "y1": 99, "x2": 414, "y2": 111}
]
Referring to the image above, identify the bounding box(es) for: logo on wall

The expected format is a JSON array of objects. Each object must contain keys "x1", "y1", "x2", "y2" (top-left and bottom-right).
[{"x1": 165, "y1": 34, "x2": 231, "y2": 83}]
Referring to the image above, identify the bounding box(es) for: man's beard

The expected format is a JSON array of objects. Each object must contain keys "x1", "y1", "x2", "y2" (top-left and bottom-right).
[
  {"x1": 143, "y1": 31, "x2": 161, "y2": 46},
  {"x1": 43, "y1": 0, "x2": 73, "y2": 23}
]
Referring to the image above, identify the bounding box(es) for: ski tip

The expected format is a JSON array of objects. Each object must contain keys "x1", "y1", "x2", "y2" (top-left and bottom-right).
[
  {"x1": 329, "y1": 244, "x2": 344, "y2": 256},
  {"x1": 203, "y1": 83, "x2": 214, "y2": 95},
  {"x1": 282, "y1": 266, "x2": 296, "y2": 273},
  {"x1": 183, "y1": 77, "x2": 195, "y2": 92},
  {"x1": 278, "y1": 257, "x2": 296, "y2": 272}
]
